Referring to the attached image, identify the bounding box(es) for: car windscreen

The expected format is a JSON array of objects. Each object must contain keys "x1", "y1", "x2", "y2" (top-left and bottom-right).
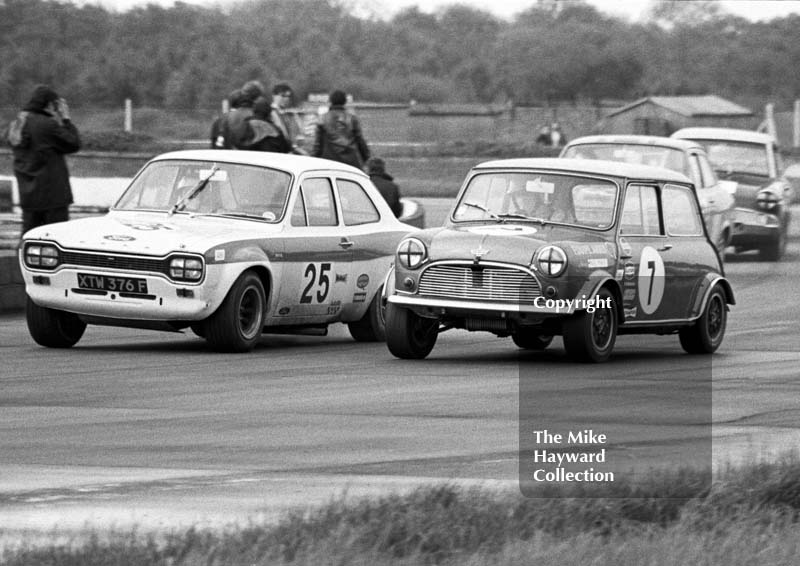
[
  {"x1": 689, "y1": 140, "x2": 770, "y2": 177},
  {"x1": 453, "y1": 171, "x2": 618, "y2": 230},
  {"x1": 114, "y1": 160, "x2": 292, "y2": 221},
  {"x1": 562, "y1": 143, "x2": 689, "y2": 177}
]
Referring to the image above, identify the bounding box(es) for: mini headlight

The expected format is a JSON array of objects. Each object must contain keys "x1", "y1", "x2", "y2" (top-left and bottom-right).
[
  {"x1": 169, "y1": 255, "x2": 204, "y2": 281},
  {"x1": 24, "y1": 243, "x2": 59, "y2": 269},
  {"x1": 397, "y1": 238, "x2": 427, "y2": 269},
  {"x1": 534, "y1": 245, "x2": 567, "y2": 277}
]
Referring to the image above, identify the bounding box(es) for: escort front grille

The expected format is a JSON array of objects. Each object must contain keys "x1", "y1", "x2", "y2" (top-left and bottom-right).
[
  {"x1": 60, "y1": 251, "x2": 169, "y2": 275},
  {"x1": 418, "y1": 264, "x2": 542, "y2": 304}
]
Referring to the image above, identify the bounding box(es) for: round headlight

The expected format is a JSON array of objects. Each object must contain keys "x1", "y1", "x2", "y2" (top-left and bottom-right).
[
  {"x1": 756, "y1": 188, "x2": 781, "y2": 211},
  {"x1": 535, "y1": 245, "x2": 567, "y2": 277},
  {"x1": 397, "y1": 238, "x2": 427, "y2": 269}
]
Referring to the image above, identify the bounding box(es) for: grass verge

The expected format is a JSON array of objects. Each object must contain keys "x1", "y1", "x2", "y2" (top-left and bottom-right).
[{"x1": 4, "y1": 457, "x2": 800, "y2": 565}]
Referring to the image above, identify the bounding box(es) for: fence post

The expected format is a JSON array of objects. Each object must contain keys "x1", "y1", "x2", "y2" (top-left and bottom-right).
[
  {"x1": 794, "y1": 100, "x2": 799, "y2": 148},
  {"x1": 222, "y1": 99, "x2": 229, "y2": 114},
  {"x1": 764, "y1": 103, "x2": 776, "y2": 139},
  {"x1": 124, "y1": 98, "x2": 132, "y2": 133}
]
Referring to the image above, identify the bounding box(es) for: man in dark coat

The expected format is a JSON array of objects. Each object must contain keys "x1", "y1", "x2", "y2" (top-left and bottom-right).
[
  {"x1": 366, "y1": 157, "x2": 402, "y2": 217},
  {"x1": 312, "y1": 89, "x2": 370, "y2": 169},
  {"x1": 8, "y1": 84, "x2": 81, "y2": 234}
]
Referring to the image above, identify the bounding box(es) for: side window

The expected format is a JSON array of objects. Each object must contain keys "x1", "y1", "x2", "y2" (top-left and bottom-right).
[
  {"x1": 292, "y1": 178, "x2": 338, "y2": 227},
  {"x1": 663, "y1": 184, "x2": 703, "y2": 236},
  {"x1": 620, "y1": 185, "x2": 661, "y2": 235},
  {"x1": 337, "y1": 179, "x2": 380, "y2": 226},
  {"x1": 687, "y1": 155, "x2": 703, "y2": 188},
  {"x1": 696, "y1": 154, "x2": 718, "y2": 188}
]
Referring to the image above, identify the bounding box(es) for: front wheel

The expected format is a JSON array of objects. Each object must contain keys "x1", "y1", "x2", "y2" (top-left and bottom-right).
[
  {"x1": 26, "y1": 297, "x2": 86, "y2": 348},
  {"x1": 512, "y1": 331, "x2": 553, "y2": 350},
  {"x1": 679, "y1": 285, "x2": 727, "y2": 354},
  {"x1": 385, "y1": 302, "x2": 438, "y2": 359},
  {"x1": 562, "y1": 288, "x2": 617, "y2": 363},
  {"x1": 759, "y1": 227, "x2": 787, "y2": 261},
  {"x1": 204, "y1": 271, "x2": 265, "y2": 352},
  {"x1": 348, "y1": 286, "x2": 386, "y2": 342}
]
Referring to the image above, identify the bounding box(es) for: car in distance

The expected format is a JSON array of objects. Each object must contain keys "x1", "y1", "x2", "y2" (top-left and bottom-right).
[
  {"x1": 671, "y1": 127, "x2": 792, "y2": 261},
  {"x1": 561, "y1": 134, "x2": 735, "y2": 254},
  {"x1": 20, "y1": 150, "x2": 415, "y2": 352},
  {"x1": 384, "y1": 158, "x2": 734, "y2": 363}
]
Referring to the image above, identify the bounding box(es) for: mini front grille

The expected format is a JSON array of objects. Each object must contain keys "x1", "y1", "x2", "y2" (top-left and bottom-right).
[
  {"x1": 418, "y1": 264, "x2": 541, "y2": 304},
  {"x1": 60, "y1": 251, "x2": 169, "y2": 275}
]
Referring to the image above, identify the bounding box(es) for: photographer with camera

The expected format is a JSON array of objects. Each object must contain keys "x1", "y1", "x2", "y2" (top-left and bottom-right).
[{"x1": 6, "y1": 84, "x2": 81, "y2": 234}]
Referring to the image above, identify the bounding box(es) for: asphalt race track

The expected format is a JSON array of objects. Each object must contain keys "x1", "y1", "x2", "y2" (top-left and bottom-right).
[{"x1": 1, "y1": 222, "x2": 799, "y2": 538}]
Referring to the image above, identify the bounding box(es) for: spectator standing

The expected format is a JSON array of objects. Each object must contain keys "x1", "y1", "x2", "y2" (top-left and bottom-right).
[
  {"x1": 246, "y1": 96, "x2": 291, "y2": 153},
  {"x1": 312, "y1": 89, "x2": 370, "y2": 169},
  {"x1": 366, "y1": 157, "x2": 402, "y2": 217},
  {"x1": 269, "y1": 83, "x2": 305, "y2": 154},
  {"x1": 6, "y1": 85, "x2": 81, "y2": 234},
  {"x1": 210, "y1": 88, "x2": 244, "y2": 149},
  {"x1": 550, "y1": 123, "x2": 566, "y2": 147}
]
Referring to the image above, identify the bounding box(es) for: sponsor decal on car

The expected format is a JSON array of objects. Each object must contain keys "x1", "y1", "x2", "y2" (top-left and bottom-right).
[{"x1": 356, "y1": 274, "x2": 370, "y2": 289}]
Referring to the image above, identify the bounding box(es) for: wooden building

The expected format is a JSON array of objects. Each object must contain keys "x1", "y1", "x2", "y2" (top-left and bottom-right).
[{"x1": 597, "y1": 95, "x2": 756, "y2": 136}]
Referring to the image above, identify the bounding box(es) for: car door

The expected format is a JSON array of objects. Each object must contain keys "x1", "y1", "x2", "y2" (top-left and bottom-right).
[
  {"x1": 617, "y1": 183, "x2": 685, "y2": 323},
  {"x1": 276, "y1": 175, "x2": 354, "y2": 322},
  {"x1": 660, "y1": 183, "x2": 716, "y2": 319}
]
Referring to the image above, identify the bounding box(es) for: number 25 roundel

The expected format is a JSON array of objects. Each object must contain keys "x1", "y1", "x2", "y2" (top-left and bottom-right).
[{"x1": 637, "y1": 246, "x2": 664, "y2": 315}]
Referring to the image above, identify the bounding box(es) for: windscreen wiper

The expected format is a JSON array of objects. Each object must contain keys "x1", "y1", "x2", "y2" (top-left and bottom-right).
[{"x1": 168, "y1": 166, "x2": 220, "y2": 216}]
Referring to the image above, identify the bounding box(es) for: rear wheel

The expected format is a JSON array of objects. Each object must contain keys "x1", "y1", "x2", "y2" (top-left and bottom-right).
[
  {"x1": 348, "y1": 286, "x2": 386, "y2": 342},
  {"x1": 562, "y1": 288, "x2": 617, "y2": 363},
  {"x1": 204, "y1": 271, "x2": 265, "y2": 352},
  {"x1": 26, "y1": 297, "x2": 86, "y2": 348},
  {"x1": 512, "y1": 331, "x2": 553, "y2": 350},
  {"x1": 385, "y1": 302, "x2": 438, "y2": 359},
  {"x1": 679, "y1": 285, "x2": 727, "y2": 354}
]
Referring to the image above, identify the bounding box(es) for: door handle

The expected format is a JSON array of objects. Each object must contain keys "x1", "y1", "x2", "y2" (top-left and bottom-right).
[
  {"x1": 339, "y1": 239, "x2": 354, "y2": 249},
  {"x1": 658, "y1": 244, "x2": 673, "y2": 252}
]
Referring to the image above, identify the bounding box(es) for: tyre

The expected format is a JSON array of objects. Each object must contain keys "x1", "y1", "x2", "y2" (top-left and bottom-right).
[
  {"x1": 679, "y1": 285, "x2": 727, "y2": 354},
  {"x1": 26, "y1": 297, "x2": 86, "y2": 348},
  {"x1": 385, "y1": 302, "x2": 438, "y2": 359},
  {"x1": 562, "y1": 287, "x2": 617, "y2": 363},
  {"x1": 348, "y1": 286, "x2": 386, "y2": 342},
  {"x1": 512, "y1": 331, "x2": 553, "y2": 350},
  {"x1": 759, "y1": 227, "x2": 787, "y2": 261},
  {"x1": 189, "y1": 323, "x2": 206, "y2": 338},
  {"x1": 204, "y1": 271, "x2": 265, "y2": 352}
]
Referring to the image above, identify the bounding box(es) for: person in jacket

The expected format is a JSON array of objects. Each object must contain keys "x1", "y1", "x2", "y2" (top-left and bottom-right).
[
  {"x1": 210, "y1": 88, "x2": 244, "y2": 149},
  {"x1": 246, "y1": 96, "x2": 291, "y2": 153},
  {"x1": 366, "y1": 157, "x2": 402, "y2": 217},
  {"x1": 269, "y1": 83, "x2": 306, "y2": 154},
  {"x1": 8, "y1": 84, "x2": 81, "y2": 234},
  {"x1": 312, "y1": 89, "x2": 370, "y2": 169}
]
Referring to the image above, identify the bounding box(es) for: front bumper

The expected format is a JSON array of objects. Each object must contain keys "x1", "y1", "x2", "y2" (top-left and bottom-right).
[
  {"x1": 730, "y1": 207, "x2": 783, "y2": 247},
  {"x1": 22, "y1": 266, "x2": 222, "y2": 321},
  {"x1": 388, "y1": 293, "x2": 579, "y2": 316}
]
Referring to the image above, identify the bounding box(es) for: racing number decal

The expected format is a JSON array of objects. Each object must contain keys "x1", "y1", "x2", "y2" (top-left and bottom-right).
[
  {"x1": 637, "y1": 246, "x2": 665, "y2": 315},
  {"x1": 300, "y1": 262, "x2": 332, "y2": 304}
]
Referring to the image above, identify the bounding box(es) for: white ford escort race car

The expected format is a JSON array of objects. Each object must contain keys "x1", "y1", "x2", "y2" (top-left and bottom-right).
[{"x1": 20, "y1": 150, "x2": 416, "y2": 352}]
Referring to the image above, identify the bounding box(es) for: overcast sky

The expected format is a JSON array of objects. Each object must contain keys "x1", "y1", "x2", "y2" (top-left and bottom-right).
[{"x1": 69, "y1": 0, "x2": 800, "y2": 22}]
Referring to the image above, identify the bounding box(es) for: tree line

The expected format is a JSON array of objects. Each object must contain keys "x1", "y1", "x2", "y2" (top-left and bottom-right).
[{"x1": 1, "y1": 0, "x2": 799, "y2": 111}]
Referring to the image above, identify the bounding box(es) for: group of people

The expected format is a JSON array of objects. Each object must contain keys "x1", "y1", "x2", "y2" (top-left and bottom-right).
[
  {"x1": 209, "y1": 80, "x2": 401, "y2": 216},
  {"x1": 536, "y1": 123, "x2": 567, "y2": 147}
]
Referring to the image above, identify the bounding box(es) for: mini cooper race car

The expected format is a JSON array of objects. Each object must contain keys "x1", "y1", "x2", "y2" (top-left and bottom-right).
[
  {"x1": 561, "y1": 134, "x2": 736, "y2": 254},
  {"x1": 671, "y1": 127, "x2": 793, "y2": 261},
  {"x1": 384, "y1": 158, "x2": 734, "y2": 362},
  {"x1": 20, "y1": 150, "x2": 415, "y2": 352}
]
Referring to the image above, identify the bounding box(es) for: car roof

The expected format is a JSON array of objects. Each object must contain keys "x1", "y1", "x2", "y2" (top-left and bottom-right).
[
  {"x1": 671, "y1": 127, "x2": 775, "y2": 145},
  {"x1": 473, "y1": 157, "x2": 692, "y2": 184},
  {"x1": 564, "y1": 134, "x2": 704, "y2": 152},
  {"x1": 150, "y1": 149, "x2": 368, "y2": 177}
]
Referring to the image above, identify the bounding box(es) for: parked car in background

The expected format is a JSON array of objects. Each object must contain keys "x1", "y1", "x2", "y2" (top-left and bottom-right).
[
  {"x1": 384, "y1": 158, "x2": 734, "y2": 363},
  {"x1": 560, "y1": 135, "x2": 735, "y2": 254},
  {"x1": 671, "y1": 127, "x2": 792, "y2": 261},
  {"x1": 19, "y1": 150, "x2": 416, "y2": 351}
]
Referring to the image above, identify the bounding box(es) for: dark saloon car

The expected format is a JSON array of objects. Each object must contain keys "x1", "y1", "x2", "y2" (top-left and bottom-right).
[
  {"x1": 672, "y1": 127, "x2": 792, "y2": 261},
  {"x1": 384, "y1": 158, "x2": 734, "y2": 362}
]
